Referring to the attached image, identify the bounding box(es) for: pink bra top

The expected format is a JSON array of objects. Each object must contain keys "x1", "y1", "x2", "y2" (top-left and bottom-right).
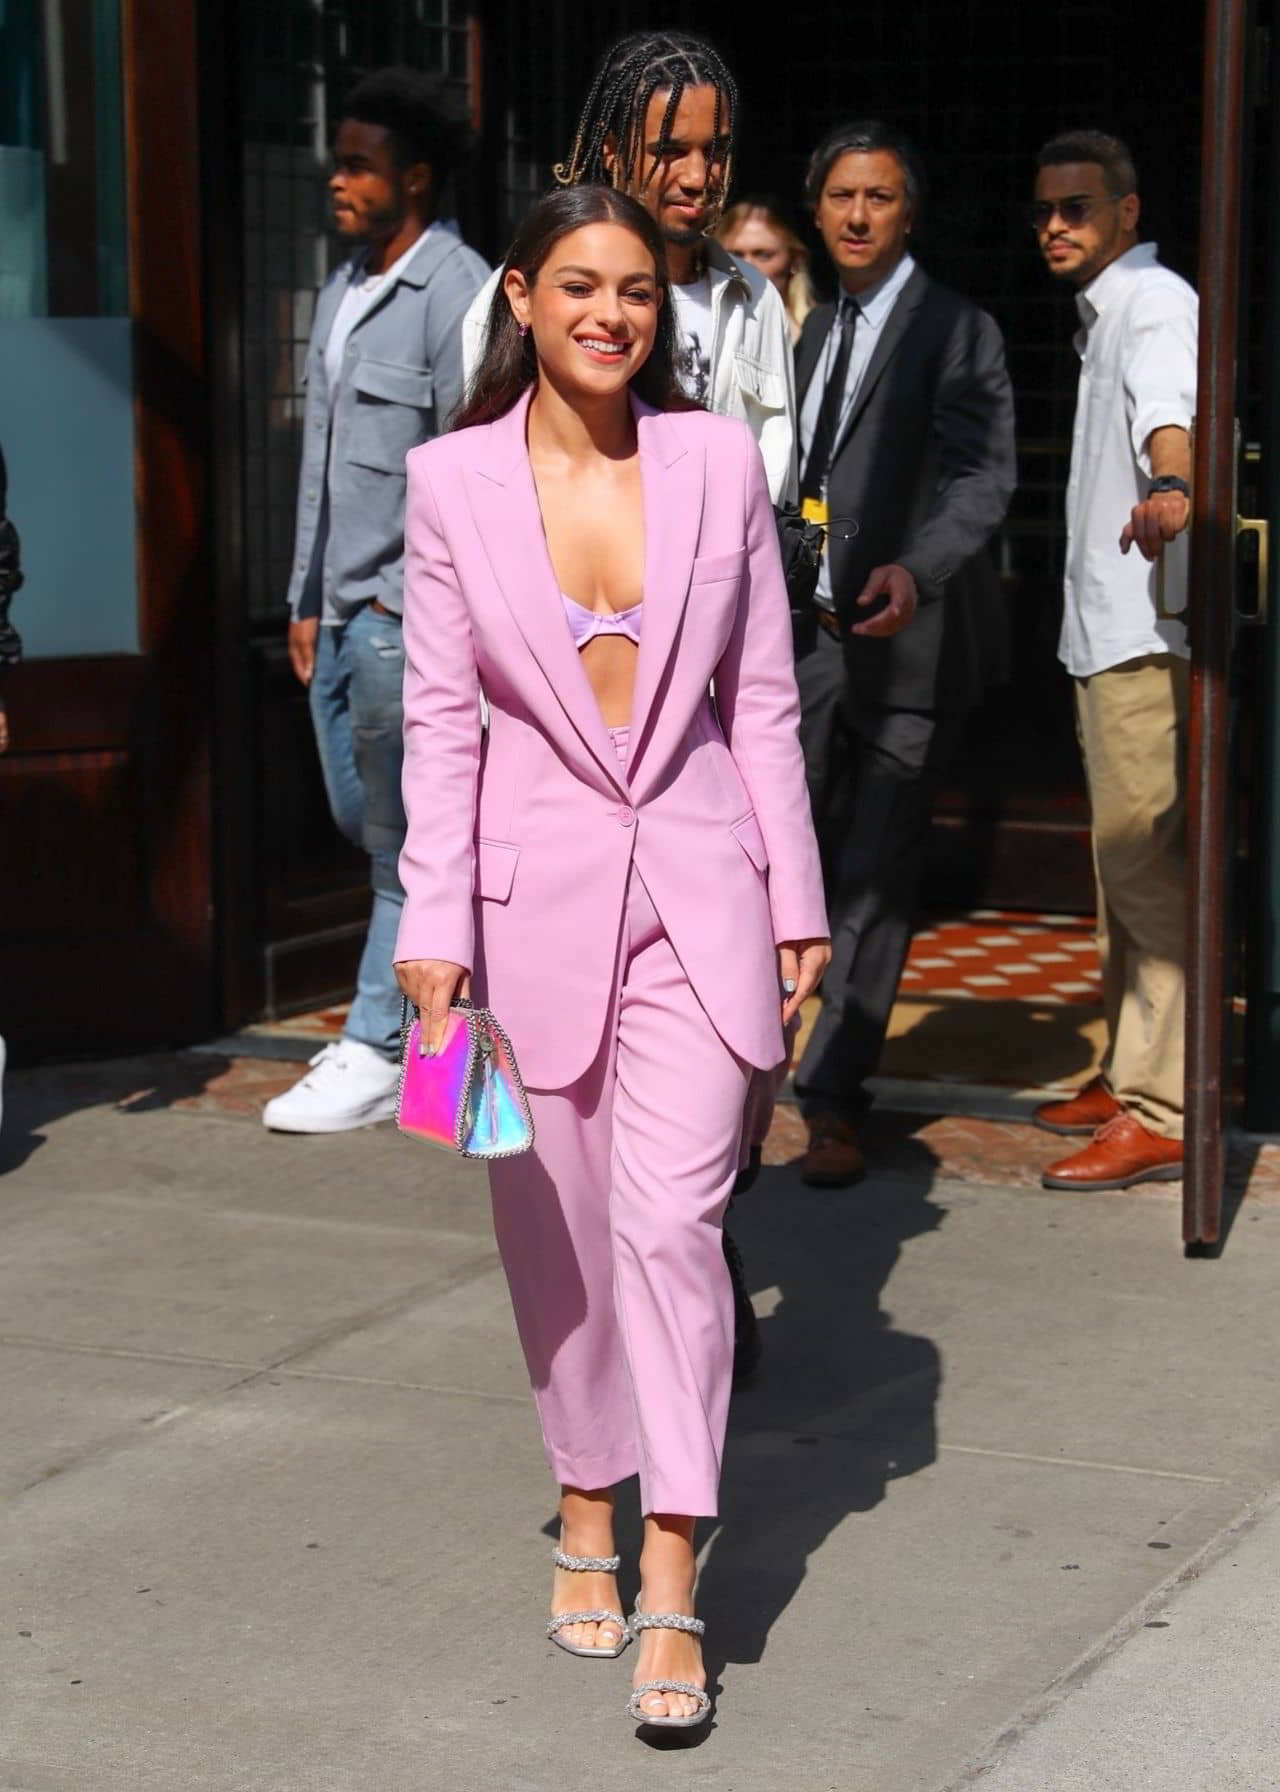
[{"x1": 561, "y1": 592, "x2": 644, "y2": 648}]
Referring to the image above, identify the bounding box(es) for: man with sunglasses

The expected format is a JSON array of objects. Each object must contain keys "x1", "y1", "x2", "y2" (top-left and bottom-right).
[{"x1": 1030, "y1": 131, "x2": 1197, "y2": 1190}]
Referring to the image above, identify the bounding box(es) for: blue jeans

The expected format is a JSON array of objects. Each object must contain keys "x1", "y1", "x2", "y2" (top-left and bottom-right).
[{"x1": 308, "y1": 603, "x2": 407, "y2": 1059}]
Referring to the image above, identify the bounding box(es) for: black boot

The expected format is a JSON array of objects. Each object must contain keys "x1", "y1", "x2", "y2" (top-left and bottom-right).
[{"x1": 723, "y1": 1224, "x2": 763, "y2": 1387}]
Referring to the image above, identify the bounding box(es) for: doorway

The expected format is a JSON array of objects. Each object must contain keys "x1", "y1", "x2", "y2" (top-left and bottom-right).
[
  {"x1": 476, "y1": 0, "x2": 1205, "y2": 921},
  {"x1": 215, "y1": 0, "x2": 1208, "y2": 1070},
  {"x1": 461, "y1": 0, "x2": 1207, "y2": 1102}
]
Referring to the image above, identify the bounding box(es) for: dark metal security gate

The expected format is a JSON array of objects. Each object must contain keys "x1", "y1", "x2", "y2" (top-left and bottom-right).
[{"x1": 211, "y1": 0, "x2": 475, "y2": 1028}]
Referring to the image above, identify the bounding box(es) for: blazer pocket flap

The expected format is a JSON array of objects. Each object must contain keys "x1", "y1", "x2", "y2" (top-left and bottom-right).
[
  {"x1": 731, "y1": 812, "x2": 769, "y2": 872},
  {"x1": 351, "y1": 357, "x2": 435, "y2": 407},
  {"x1": 474, "y1": 838, "x2": 519, "y2": 902},
  {"x1": 691, "y1": 548, "x2": 747, "y2": 586},
  {"x1": 733, "y1": 353, "x2": 786, "y2": 411}
]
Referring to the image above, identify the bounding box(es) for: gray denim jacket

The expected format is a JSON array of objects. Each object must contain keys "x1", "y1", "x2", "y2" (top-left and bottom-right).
[{"x1": 287, "y1": 224, "x2": 489, "y2": 622}]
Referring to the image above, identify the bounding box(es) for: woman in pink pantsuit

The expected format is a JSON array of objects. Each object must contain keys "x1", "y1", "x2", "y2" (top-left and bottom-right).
[{"x1": 394, "y1": 187, "x2": 828, "y2": 1732}]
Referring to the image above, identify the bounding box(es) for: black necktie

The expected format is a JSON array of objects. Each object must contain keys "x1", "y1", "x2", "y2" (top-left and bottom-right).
[{"x1": 801, "y1": 300, "x2": 858, "y2": 501}]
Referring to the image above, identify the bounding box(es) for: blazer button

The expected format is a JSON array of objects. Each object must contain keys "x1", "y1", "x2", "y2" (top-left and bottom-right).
[{"x1": 617, "y1": 806, "x2": 635, "y2": 828}]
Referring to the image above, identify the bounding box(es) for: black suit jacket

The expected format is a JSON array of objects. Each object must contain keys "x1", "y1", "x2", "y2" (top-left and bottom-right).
[{"x1": 796, "y1": 265, "x2": 1017, "y2": 712}]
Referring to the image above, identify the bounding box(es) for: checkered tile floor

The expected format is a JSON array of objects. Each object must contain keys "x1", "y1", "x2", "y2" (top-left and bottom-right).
[
  {"x1": 253, "y1": 1004, "x2": 349, "y2": 1040},
  {"x1": 249, "y1": 910, "x2": 1104, "y2": 1094},
  {"x1": 901, "y1": 910, "x2": 1100, "y2": 1005},
  {"x1": 259, "y1": 912, "x2": 1102, "y2": 1037}
]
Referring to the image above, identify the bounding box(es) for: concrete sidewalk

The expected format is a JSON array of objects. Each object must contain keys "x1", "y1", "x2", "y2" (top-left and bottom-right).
[
  {"x1": 2, "y1": 1053, "x2": 1279, "y2": 1791},
  {"x1": 964, "y1": 1492, "x2": 1280, "y2": 1789}
]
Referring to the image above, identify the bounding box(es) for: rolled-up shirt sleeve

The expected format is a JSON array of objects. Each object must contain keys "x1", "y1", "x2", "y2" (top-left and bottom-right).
[{"x1": 1125, "y1": 289, "x2": 1198, "y2": 475}]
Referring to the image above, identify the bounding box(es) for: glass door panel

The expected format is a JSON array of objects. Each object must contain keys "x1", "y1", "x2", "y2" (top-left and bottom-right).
[{"x1": 0, "y1": 0, "x2": 135, "y2": 659}]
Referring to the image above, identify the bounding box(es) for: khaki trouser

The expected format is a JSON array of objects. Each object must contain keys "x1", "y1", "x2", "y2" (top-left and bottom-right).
[{"x1": 1074, "y1": 654, "x2": 1189, "y2": 1139}]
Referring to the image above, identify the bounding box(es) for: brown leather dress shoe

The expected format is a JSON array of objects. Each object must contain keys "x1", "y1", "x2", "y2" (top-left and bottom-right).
[
  {"x1": 801, "y1": 1110, "x2": 866, "y2": 1187},
  {"x1": 1033, "y1": 1075, "x2": 1122, "y2": 1136},
  {"x1": 1042, "y1": 1113, "x2": 1183, "y2": 1190}
]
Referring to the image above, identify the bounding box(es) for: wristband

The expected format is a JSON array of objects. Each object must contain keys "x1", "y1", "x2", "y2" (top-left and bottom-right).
[{"x1": 1148, "y1": 475, "x2": 1191, "y2": 498}]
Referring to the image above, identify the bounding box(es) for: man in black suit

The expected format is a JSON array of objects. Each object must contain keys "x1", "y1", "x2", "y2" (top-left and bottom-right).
[{"x1": 792, "y1": 120, "x2": 1017, "y2": 1185}]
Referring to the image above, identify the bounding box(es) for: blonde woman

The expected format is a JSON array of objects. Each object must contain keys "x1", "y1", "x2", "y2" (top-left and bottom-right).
[{"x1": 717, "y1": 197, "x2": 816, "y2": 342}]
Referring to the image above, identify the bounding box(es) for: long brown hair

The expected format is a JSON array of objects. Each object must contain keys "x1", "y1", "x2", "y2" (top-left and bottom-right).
[{"x1": 452, "y1": 186, "x2": 693, "y2": 432}]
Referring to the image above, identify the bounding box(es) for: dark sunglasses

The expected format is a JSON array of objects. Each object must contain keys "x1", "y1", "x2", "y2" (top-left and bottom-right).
[{"x1": 1026, "y1": 193, "x2": 1126, "y2": 229}]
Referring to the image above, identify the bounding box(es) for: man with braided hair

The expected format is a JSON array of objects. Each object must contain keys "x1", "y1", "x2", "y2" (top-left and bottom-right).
[{"x1": 462, "y1": 29, "x2": 797, "y2": 505}]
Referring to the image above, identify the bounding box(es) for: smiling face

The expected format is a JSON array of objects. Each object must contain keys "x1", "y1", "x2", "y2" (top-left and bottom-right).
[
  {"x1": 814, "y1": 149, "x2": 914, "y2": 294},
  {"x1": 1033, "y1": 161, "x2": 1140, "y2": 286},
  {"x1": 721, "y1": 211, "x2": 792, "y2": 295},
  {"x1": 503, "y1": 222, "x2": 662, "y2": 400},
  {"x1": 329, "y1": 118, "x2": 429, "y2": 241},
  {"x1": 618, "y1": 83, "x2": 732, "y2": 246}
]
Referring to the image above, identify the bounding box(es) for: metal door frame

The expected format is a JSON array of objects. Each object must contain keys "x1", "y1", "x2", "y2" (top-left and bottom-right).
[{"x1": 1184, "y1": 0, "x2": 1253, "y2": 1245}]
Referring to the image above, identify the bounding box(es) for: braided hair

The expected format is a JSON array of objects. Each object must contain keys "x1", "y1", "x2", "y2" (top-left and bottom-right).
[{"x1": 554, "y1": 31, "x2": 738, "y2": 219}]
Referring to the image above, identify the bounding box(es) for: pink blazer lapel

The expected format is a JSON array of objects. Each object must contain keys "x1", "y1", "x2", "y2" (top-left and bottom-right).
[
  {"x1": 461, "y1": 391, "x2": 624, "y2": 791},
  {"x1": 461, "y1": 392, "x2": 705, "y2": 797},
  {"x1": 626, "y1": 401, "x2": 705, "y2": 783}
]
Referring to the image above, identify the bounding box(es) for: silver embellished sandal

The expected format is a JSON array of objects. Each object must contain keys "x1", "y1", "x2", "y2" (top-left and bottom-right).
[
  {"x1": 545, "y1": 1548, "x2": 630, "y2": 1659},
  {"x1": 625, "y1": 1612, "x2": 712, "y2": 1729}
]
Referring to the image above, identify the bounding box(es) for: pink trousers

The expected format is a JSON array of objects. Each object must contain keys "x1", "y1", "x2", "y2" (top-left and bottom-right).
[{"x1": 488, "y1": 735, "x2": 752, "y2": 1516}]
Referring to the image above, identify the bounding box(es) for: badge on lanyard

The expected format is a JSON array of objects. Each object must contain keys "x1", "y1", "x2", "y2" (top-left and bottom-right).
[{"x1": 802, "y1": 491, "x2": 830, "y2": 557}]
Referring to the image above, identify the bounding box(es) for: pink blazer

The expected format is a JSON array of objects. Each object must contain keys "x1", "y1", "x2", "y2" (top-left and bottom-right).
[{"x1": 395, "y1": 389, "x2": 827, "y2": 1090}]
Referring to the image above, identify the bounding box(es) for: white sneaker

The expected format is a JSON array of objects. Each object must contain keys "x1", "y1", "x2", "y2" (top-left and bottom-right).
[{"x1": 262, "y1": 1038, "x2": 399, "y2": 1133}]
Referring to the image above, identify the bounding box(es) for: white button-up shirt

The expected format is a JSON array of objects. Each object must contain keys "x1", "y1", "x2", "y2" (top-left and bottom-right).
[
  {"x1": 1062, "y1": 242, "x2": 1198, "y2": 678},
  {"x1": 799, "y1": 253, "x2": 916, "y2": 606}
]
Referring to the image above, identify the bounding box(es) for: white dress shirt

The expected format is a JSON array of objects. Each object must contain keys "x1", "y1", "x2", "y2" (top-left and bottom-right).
[
  {"x1": 799, "y1": 252, "x2": 916, "y2": 606},
  {"x1": 1062, "y1": 242, "x2": 1198, "y2": 678}
]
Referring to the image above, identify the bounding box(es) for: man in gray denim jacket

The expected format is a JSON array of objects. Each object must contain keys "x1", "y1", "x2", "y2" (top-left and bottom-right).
[{"x1": 265, "y1": 68, "x2": 489, "y2": 1134}]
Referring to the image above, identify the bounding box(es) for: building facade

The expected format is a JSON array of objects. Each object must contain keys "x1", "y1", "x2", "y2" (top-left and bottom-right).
[{"x1": 0, "y1": 0, "x2": 1268, "y2": 1114}]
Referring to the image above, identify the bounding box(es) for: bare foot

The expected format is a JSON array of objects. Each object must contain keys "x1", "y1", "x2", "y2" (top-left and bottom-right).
[
  {"x1": 632, "y1": 1617, "x2": 706, "y2": 1722},
  {"x1": 632, "y1": 1513, "x2": 705, "y2": 1723},
  {"x1": 549, "y1": 1486, "x2": 624, "y2": 1655}
]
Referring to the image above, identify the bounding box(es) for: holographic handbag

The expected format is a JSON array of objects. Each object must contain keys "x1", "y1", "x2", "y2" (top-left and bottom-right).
[{"x1": 395, "y1": 997, "x2": 534, "y2": 1160}]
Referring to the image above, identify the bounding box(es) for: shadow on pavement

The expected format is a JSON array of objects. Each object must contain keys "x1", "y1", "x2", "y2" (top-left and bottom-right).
[
  {"x1": 882, "y1": 995, "x2": 1099, "y2": 1090},
  {"x1": 0, "y1": 1053, "x2": 234, "y2": 1175},
  {"x1": 535, "y1": 1137, "x2": 945, "y2": 1688},
  {"x1": 698, "y1": 1140, "x2": 945, "y2": 1668}
]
